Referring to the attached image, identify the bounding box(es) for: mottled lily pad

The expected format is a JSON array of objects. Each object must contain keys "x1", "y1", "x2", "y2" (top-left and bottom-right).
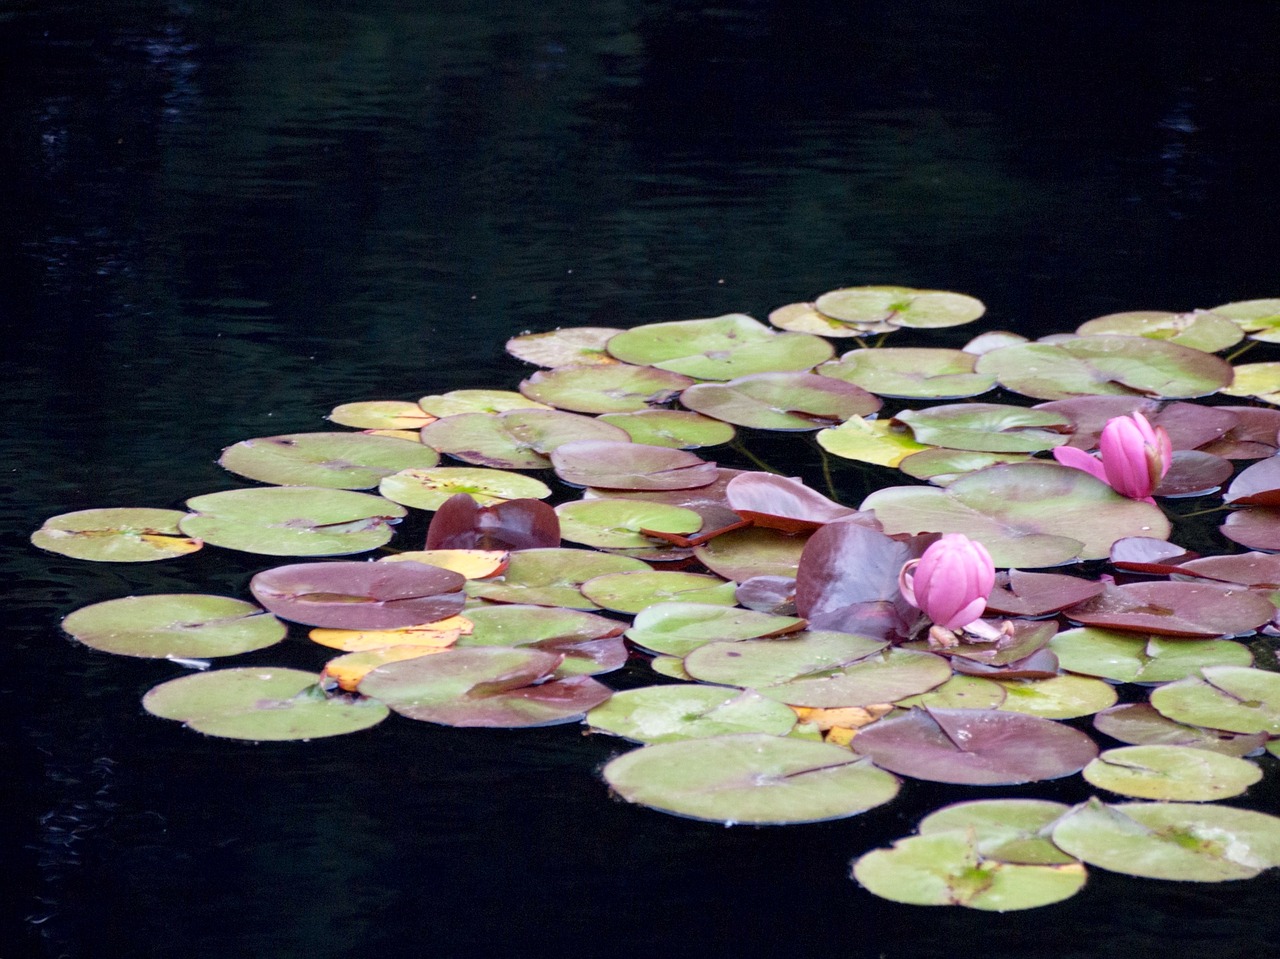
[
  {"x1": 505, "y1": 327, "x2": 624, "y2": 367},
  {"x1": 580, "y1": 570, "x2": 736, "y2": 614},
  {"x1": 328, "y1": 400, "x2": 437, "y2": 430},
  {"x1": 994, "y1": 675, "x2": 1118, "y2": 720},
  {"x1": 180, "y1": 487, "x2": 405, "y2": 556},
  {"x1": 380, "y1": 467, "x2": 552, "y2": 510},
  {"x1": 454, "y1": 604, "x2": 627, "y2": 677},
  {"x1": 465, "y1": 548, "x2": 650, "y2": 608},
  {"x1": 552, "y1": 441, "x2": 718, "y2": 491},
  {"x1": 694, "y1": 526, "x2": 811, "y2": 582},
  {"x1": 768, "y1": 301, "x2": 883, "y2": 336},
  {"x1": 519, "y1": 363, "x2": 694, "y2": 414},
  {"x1": 917, "y1": 799, "x2": 1076, "y2": 865},
  {"x1": 62, "y1": 594, "x2": 285, "y2": 659},
  {"x1": 1093, "y1": 703, "x2": 1269, "y2": 757},
  {"x1": 680, "y1": 372, "x2": 880, "y2": 430},
  {"x1": 1076, "y1": 310, "x2": 1243, "y2": 353},
  {"x1": 816, "y1": 417, "x2": 932, "y2": 467},
  {"x1": 417, "y1": 389, "x2": 550, "y2": 417},
  {"x1": 143, "y1": 667, "x2": 389, "y2": 740},
  {"x1": 818, "y1": 347, "x2": 996, "y2": 399},
  {"x1": 893, "y1": 404, "x2": 1072, "y2": 453},
  {"x1": 1083, "y1": 745, "x2": 1261, "y2": 801},
  {"x1": 32, "y1": 507, "x2": 202, "y2": 562},
  {"x1": 587, "y1": 686, "x2": 798, "y2": 743},
  {"x1": 420, "y1": 409, "x2": 628, "y2": 470},
  {"x1": 598, "y1": 410, "x2": 735, "y2": 449},
  {"x1": 813, "y1": 286, "x2": 986, "y2": 329},
  {"x1": 555, "y1": 499, "x2": 702, "y2": 549},
  {"x1": 897, "y1": 449, "x2": 1033, "y2": 485},
  {"x1": 1050, "y1": 628, "x2": 1252, "y2": 683},
  {"x1": 1063, "y1": 582, "x2": 1274, "y2": 638},
  {"x1": 602, "y1": 733, "x2": 900, "y2": 825},
  {"x1": 1221, "y1": 362, "x2": 1280, "y2": 405},
  {"x1": 1150, "y1": 666, "x2": 1280, "y2": 734},
  {"x1": 219, "y1": 432, "x2": 441, "y2": 488}
]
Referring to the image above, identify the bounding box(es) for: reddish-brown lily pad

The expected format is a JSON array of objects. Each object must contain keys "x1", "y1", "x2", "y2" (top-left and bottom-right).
[
  {"x1": 551, "y1": 441, "x2": 718, "y2": 490},
  {"x1": 984, "y1": 570, "x2": 1106, "y2": 617},
  {"x1": 723, "y1": 473, "x2": 865, "y2": 531},
  {"x1": 249, "y1": 560, "x2": 466, "y2": 629},
  {"x1": 1063, "y1": 581, "x2": 1275, "y2": 638}
]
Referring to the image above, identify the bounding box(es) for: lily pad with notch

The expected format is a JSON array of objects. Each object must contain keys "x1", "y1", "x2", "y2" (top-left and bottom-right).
[
  {"x1": 62, "y1": 594, "x2": 285, "y2": 659},
  {"x1": 32, "y1": 507, "x2": 202, "y2": 562}
]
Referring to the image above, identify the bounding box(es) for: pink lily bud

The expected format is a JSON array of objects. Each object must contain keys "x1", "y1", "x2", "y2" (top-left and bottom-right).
[
  {"x1": 897, "y1": 533, "x2": 995, "y2": 631},
  {"x1": 1097, "y1": 412, "x2": 1172, "y2": 500}
]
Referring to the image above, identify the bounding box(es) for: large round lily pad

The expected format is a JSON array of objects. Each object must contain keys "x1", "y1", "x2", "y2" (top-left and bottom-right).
[
  {"x1": 852, "y1": 831, "x2": 1086, "y2": 910},
  {"x1": 995, "y1": 675, "x2": 1118, "y2": 720},
  {"x1": 580, "y1": 570, "x2": 737, "y2": 614},
  {"x1": 555, "y1": 498, "x2": 702, "y2": 549},
  {"x1": 1093, "y1": 703, "x2": 1269, "y2": 756},
  {"x1": 893, "y1": 404, "x2": 1072, "y2": 453},
  {"x1": 694, "y1": 527, "x2": 811, "y2": 582},
  {"x1": 1082, "y1": 745, "x2": 1262, "y2": 801},
  {"x1": 1051, "y1": 798, "x2": 1280, "y2": 881},
  {"x1": 602, "y1": 733, "x2": 900, "y2": 825},
  {"x1": 850, "y1": 707, "x2": 1099, "y2": 785},
  {"x1": 454, "y1": 604, "x2": 627, "y2": 677},
  {"x1": 598, "y1": 410, "x2": 735, "y2": 449},
  {"x1": 358, "y1": 646, "x2": 612, "y2": 727},
  {"x1": 143, "y1": 667, "x2": 389, "y2": 740},
  {"x1": 680, "y1": 372, "x2": 880, "y2": 430},
  {"x1": 861, "y1": 462, "x2": 1172, "y2": 567},
  {"x1": 219, "y1": 432, "x2": 441, "y2": 488},
  {"x1": 586, "y1": 686, "x2": 798, "y2": 743},
  {"x1": 250, "y1": 560, "x2": 466, "y2": 629},
  {"x1": 1076, "y1": 310, "x2": 1243, "y2": 353},
  {"x1": 62, "y1": 594, "x2": 285, "y2": 659},
  {"x1": 625, "y1": 602, "x2": 806, "y2": 657},
  {"x1": 417, "y1": 389, "x2": 550, "y2": 417},
  {"x1": 813, "y1": 286, "x2": 986, "y2": 329},
  {"x1": 605, "y1": 313, "x2": 834, "y2": 379},
  {"x1": 32, "y1": 507, "x2": 202, "y2": 562},
  {"x1": 180, "y1": 487, "x2": 406, "y2": 556},
  {"x1": 818, "y1": 347, "x2": 996, "y2": 399}
]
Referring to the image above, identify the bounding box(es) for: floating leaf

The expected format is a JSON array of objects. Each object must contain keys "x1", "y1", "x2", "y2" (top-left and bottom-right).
[
  {"x1": 1150, "y1": 666, "x2": 1280, "y2": 734},
  {"x1": 425, "y1": 494, "x2": 559, "y2": 551},
  {"x1": 1093, "y1": 703, "x2": 1269, "y2": 757},
  {"x1": 382, "y1": 550, "x2": 508, "y2": 579},
  {"x1": 519, "y1": 363, "x2": 694, "y2": 414},
  {"x1": 328, "y1": 400, "x2": 437, "y2": 430},
  {"x1": 724, "y1": 473, "x2": 864, "y2": 531},
  {"x1": 984, "y1": 570, "x2": 1106, "y2": 617},
  {"x1": 995, "y1": 675, "x2": 1118, "y2": 720},
  {"x1": 818, "y1": 347, "x2": 995, "y2": 399},
  {"x1": 680, "y1": 372, "x2": 880, "y2": 430},
  {"x1": 551, "y1": 441, "x2": 717, "y2": 491},
  {"x1": 767, "y1": 301, "x2": 882, "y2": 336},
  {"x1": 505, "y1": 327, "x2": 624, "y2": 367},
  {"x1": 1050, "y1": 628, "x2": 1252, "y2": 683},
  {"x1": 1076, "y1": 310, "x2": 1243, "y2": 353},
  {"x1": 250, "y1": 561, "x2": 466, "y2": 629},
  {"x1": 465, "y1": 548, "x2": 650, "y2": 609},
  {"x1": 32, "y1": 507, "x2": 201, "y2": 562},
  {"x1": 602, "y1": 733, "x2": 900, "y2": 825},
  {"x1": 626, "y1": 602, "x2": 807, "y2": 657},
  {"x1": 1063, "y1": 582, "x2": 1274, "y2": 638},
  {"x1": 580, "y1": 570, "x2": 736, "y2": 614},
  {"x1": 694, "y1": 526, "x2": 811, "y2": 582},
  {"x1": 895, "y1": 675, "x2": 1007, "y2": 711},
  {"x1": 598, "y1": 410, "x2": 735, "y2": 449},
  {"x1": 556, "y1": 499, "x2": 702, "y2": 549},
  {"x1": 418, "y1": 389, "x2": 550, "y2": 417},
  {"x1": 897, "y1": 449, "x2": 1032, "y2": 485},
  {"x1": 1082, "y1": 745, "x2": 1261, "y2": 801},
  {"x1": 917, "y1": 799, "x2": 1076, "y2": 865},
  {"x1": 455, "y1": 604, "x2": 627, "y2": 676},
  {"x1": 380, "y1": 467, "x2": 551, "y2": 510},
  {"x1": 893, "y1": 404, "x2": 1072, "y2": 453},
  {"x1": 322, "y1": 647, "x2": 448, "y2": 692},
  {"x1": 813, "y1": 286, "x2": 986, "y2": 329},
  {"x1": 143, "y1": 668, "x2": 388, "y2": 740},
  {"x1": 420, "y1": 409, "x2": 628, "y2": 469},
  {"x1": 219, "y1": 432, "x2": 441, "y2": 488},
  {"x1": 587, "y1": 686, "x2": 798, "y2": 743},
  {"x1": 816, "y1": 417, "x2": 932, "y2": 468},
  {"x1": 180, "y1": 487, "x2": 405, "y2": 556},
  {"x1": 62, "y1": 594, "x2": 285, "y2": 659},
  {"x1": 1221, "y1": 362, "x2": 1280, "y2": 405},
  {"x1": 850, "y1": 707, "x2": 1099, "y2": 785}
]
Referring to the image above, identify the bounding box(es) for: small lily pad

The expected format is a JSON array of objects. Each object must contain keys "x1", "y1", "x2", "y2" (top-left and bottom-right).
[
  {"x1": 1083, "y1": 745, "x2": 1262, "y2": 801},
  {"x1": 329, "y1": 400, "x2": 437, "y2": 430},
  {"x1": 32, "y1": 507, "x2": 202, "y2": 562},
  {"x1": 598, "y1": 410, "x2": 735, "y2": 449},
  {"x1": 519, "y1": 363, "x2": 695, "y2": 414},
  {"x1": 380, "y1": 467, "x2": 552, "y2": 510},
  {"x1": 995, "y1": 675, "x2": 1118, "y2": 720},
  {"x1": 219, "y1": 432, "x2": 441, "y2": 488},
  {"x1": 816, "y1": 417, "x2": 932, "y2": 468},
  {"x1": 62, "y1": 594, "x2": 285, "y2": 659},
  {"x1": 813, "y1": 286, "x2": 986, "y2": 329},
  {"x1": 580, "y1": 570, "x2": 737, "y2": 614},
  {"x1": 818, "y1": 347, "x2": 996, "y2": 399},
  {"x1": 917, "y1": 798, "x2": 1076, "y2": 865},
  {"x1": 505, "y1": 327, "x2": 624, "y2": 367}
]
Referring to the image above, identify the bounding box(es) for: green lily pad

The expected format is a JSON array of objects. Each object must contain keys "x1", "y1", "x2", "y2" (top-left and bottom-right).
[
  {"x1": 816, "y1": 417, "x2": 932, "y2": 467},
  {"x1": 995, "y1": 675, "x2": 1118, "y2": 719},
  {"x1": 605, "y1": 313, "x2": 834, "y2": 380},
  {"x1": 917, "y1": 798, "x2": 1077, "y2": 865},
  {"x1": 328, "y1": 400, "x2": 436, "y2": 430},
  {"x1": 555, "y1": 498, "x2": 702, "y2": 549},
  {"x1": 625, "y1": 602, "x2": 807, "y2": 657},
  {"x1": 852, "y1": 831, "x2": 1086, "y2": 910},
  {"x1": 895, "y1": 675, "x2": 1007, "y2": 711},
  {"x1": 420, "y1": 409, "x2": 629, "y2": 470},
  {"x1": 1050, "y1": 628, "x2": 1253, "y2": 683},
  {"x1": 219, "y1": 432, "x2": 441, "y2": 488},
  {"x1": 893, "y1": 404, "x2": 1072, "y2": 453},
  {"x1": 651, "y1": 655, "x2": 693, "y2": 680},
  {"x1": 974, "y1": 335, "x2": 1234, "y2": 401},
  {"x1": 813, "y1": 286, "x2": 986, "y2": 329},
  {"x1": 454, "y1": 604, "x2": 626, "y2": 677},
  {"x1": 768, "y1": 301, "x2": 887, "y2": 336},
  {"x1": 586, "y1": 686, "x2": 798, "y2": 743},
  {"x1": 465, "y1": 548, "x2": 650, "y2": 609},
  {"x1": 62, "y1": 594, "x2": 285, "y2": 659},
  {"x1": 1209, "y1": 297, "x2": 1280, "y2": 341},
  {"x1": 1076, "y1": 310, "x2": 1244, "y2": 353},
  {"x1": 680, "y1": 372, "x2": 880, "y2": 430},
  {"x1": 818, "y1": 347, "x2": 996, "y2": 399},
  {"x1": 358, "y1": 646, "x2": 612, "y2": 727},
  {"x1": 1083, "y1": 745, "x2": 1262, "y2": 801},
  {"x1": 1221, "y1": 362, "x2": 1280, "y2": 405},
  {"x1": 1093, "y1": 703, "x2": 1269, "y2": 756},
  {"x1": 861, "y1": 462, "x2": 1171, "y2": 568},
  {"x1": 1051, "y1": 797, "x2": 1280, "y2": 881},
  {"x1": 31, "y1": 507, "x2": 202, "y2": 562},
  {"x1": 519, "y1": 363, "x2": 695, "y2": 414},
  {"x1": 143, "y1": 667, "x2": 389, "y2": 740},
  {"x1": 1150, "y1": 666, "x2": 1280, "y2": 734},
  {"x1": 417, "y1": 389, "x2": 551, "y2": 416},
  {"x1": 897, "y1": 449, "x2": 1034, "y2": 485},
  {"x1": 579, "y1": 570, "x2": 737, "y2": 614},
  {"x1": 598, "y1": 410, "x2": 736, "y2": 449},
  {"x1": 602, "y1": 733, "x2": 900, "y2": 825},
  {"x1": 505, "y1": 327, "x2": 624, "y2": 367},
  {"x1": 694, "y1": 526, "x2": 811, "y2": 582},
  {"x1": 180, "y1": 487, "x2": 406, "y2": 556},
  {"x1": 685, "y1": 640, "x2": 944, "y2": 708},
  {"x1": 380, "y1": 467, "x2": 552, "y2": 510}
]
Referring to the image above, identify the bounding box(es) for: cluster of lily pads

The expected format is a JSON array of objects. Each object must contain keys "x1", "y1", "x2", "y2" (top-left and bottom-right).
[{"x1": 32, "y1": 286, "x2": 1280, "y2": 911}]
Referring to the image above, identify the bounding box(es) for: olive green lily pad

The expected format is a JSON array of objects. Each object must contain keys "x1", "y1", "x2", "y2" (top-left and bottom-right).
[
  {"x1": 1209, "y1": 298, "x2": 1280, "y2": 341},
  {"x1": 555, "y1": 499, "x2": 702, "y2": 549},
  {"x1": 465, "y1": 548, "x2": 650, "y2": 609},
  {"x1": 853, "y1": 830, "x2": 1086, "y2": 910},
  {"x1": 1076, "y1": 310, "x2": 1244, "y2": 353},
  {"x1": 861, "y1": 462, "x2": 1171, "y2": 568},
  {"x1": 1082, "y1": 745, "x2": 1261, "y2": 801},
  {"x1": 1050, "y1": 628, "x2": 1252, "y2": 683},
  {"x1": 974, "y1": 335, "x2": 1234, "y2": 401},
  {"x1": 219, "y1": 432, "x2": 441, "y2": 488},
  {"x1": 505, "y1": 327, "x2": 624, "y2": 367},
  {"x1": 1150, "y1": 666, "x2": 1280, "y2": 734},
  {"x1": 586, "y1": 686, "x2": 798, "y2": 743},
  {"x1": 818, "y1": 347, "x2": 996, "y2": 399},
  {"x1": 995, "y1": 675, "x2": 1118, "y2": 720},
  {"x1": 893, "y1": 404, "x2": 1072, "y2": 453},
  {"x1": 686, "y1": 640, "x2": 944, "y2": 708},
  {"x1": 816, "y1": 417, "x2": 932, "y2": 468},
  {"x1": 519, "y1": 363, "x2": 696, "y2": 414},
  {"x1": 1093, "y1": 703, "x2": 1268, "y2": 757},
  {"x1": 918, "y1": 799, "x2": 1076, "y2": 865},
  {"x1": 814, "y1": 286, "x2": 986, "y2": 330},
  {"x1": 693, "y1": 526, "x2": 811, "y2": 582},
  {"x1": 602, "y1": 732, "x2": 900, "y2": 825},
  {"x1": 1221, "y1": 362, "x2": 1280, "y2": 405},
  {"x1": 680, "y1": 372, "x2": 880, "y2": 430},
  {"x1": 329, "y1": 400, "x2": 436, "y2": 430},
  {"x1": 1051, "y1": 797, "x2": 1280, "y2": 881},
  {"x1": 625, "y1": 602, "x2": 807, "y2": 657},
  {"x1": 651, "y1": 655, "x2": 693, "y2": 680},
  {"x1": 379, "y1": 467, "x2": 552, "y2": 510},
  {"x1": 62, "y1": 594, "x2": 285, "y2": 659},
  {"x1": 454, "y1": 603, "x2": 626, "y2": 676},
  {"x1": 143, "y1": 667, "x2": 389, "y2": 740},
  {"x1": 768, "y1": 301, "x2": 886, "y2": 336},
  {"x1": 417, "y1": 389, "x2": 551, "y2": 416},
  {"x1": 897, "y1": 449, "x2": 1033, "y2": 485},
  {"x1": 32, "y1": 507, "x2": 202, "y2": 562},
  {"x1": 605, "y1": 313, "x2": 834, "y2": 380},
  {"x1": 358, "y1": 646, "x2": 611, "y2": 727},
  {"x1": 598, "y1": 410, "x2": 735, "y2": 449},
  {"x1": 895, "y1": 675, "x2": 1007, "y2": 711},
  {"x1": 420, "y1": 409, "x2": 630, "y2": 470},
  {"x1": 180, "y1": 487, "x2": 406, "y2": 556},
  {"x1": 579, "y1": 570, "x2": 737, "y2": 614}
]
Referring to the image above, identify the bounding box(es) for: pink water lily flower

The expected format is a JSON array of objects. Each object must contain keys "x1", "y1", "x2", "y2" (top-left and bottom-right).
[
  {"x1": 1052, "y1": 411, "x2": 1172, "y2": 502},
  {"x1": 897, "y1": 533, "x2": 995, "y2": 632}
]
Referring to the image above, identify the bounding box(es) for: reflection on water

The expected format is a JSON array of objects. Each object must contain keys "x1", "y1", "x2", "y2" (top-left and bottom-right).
[{"x1": 5, "y1": 1, "x2": 1280, "y2": 956}]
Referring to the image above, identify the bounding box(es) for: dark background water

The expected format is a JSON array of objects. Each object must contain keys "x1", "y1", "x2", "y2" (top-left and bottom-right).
[{"x1": 4, "y1": 2, "x2": 1280, "y2": 957}]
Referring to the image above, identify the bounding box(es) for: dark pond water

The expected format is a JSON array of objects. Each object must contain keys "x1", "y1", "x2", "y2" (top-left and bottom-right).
[{"x1": 5, "y1": 2, "x2": 1280, "y2": 957}]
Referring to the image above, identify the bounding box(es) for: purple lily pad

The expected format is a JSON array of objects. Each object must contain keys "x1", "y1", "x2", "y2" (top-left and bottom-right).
[
  {"x1": 723, "y1": 472, "x2": 867, "y2": 531},
  {"x1": 693, "y1": 526, "x2": 811, "y2": 583},
  {"x1": 250, "y1": 561, "x2": 466, "y2": 629},
  {"x1": 1225, "y1": 456, "x2": 1280, "y2": 507},
  {"x1": 1176, "y1": 551, "x2": 1280, "y2": 588},
  {"x1": 1221, "y1": 507, "x2": 1280, "y2": 551},
  {"x1": 1157, "y1": 450, "x2": 1234, "y2": 497},
  {"x1": 1110, "y1": 537, "x2": 1199, "y2": 574},
  {"x1": 425, "y1": 494, "x2": 561, "y2": 551},
  {"x1": 851, "y1": 707, "x2": 1099, "y2": 785},
  {"x1": 735, "y1": 576, "x2": 798, "y2": 614},
  {"x1": 1063, "y1": 581, "x2": 1275, "y2": 638},
  {"x1": 984, "y1": 570, "x2": 1106, "y2": 617},
  {"x1": 551, "y1": 441, "x2": 718, "y2": 491}
]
